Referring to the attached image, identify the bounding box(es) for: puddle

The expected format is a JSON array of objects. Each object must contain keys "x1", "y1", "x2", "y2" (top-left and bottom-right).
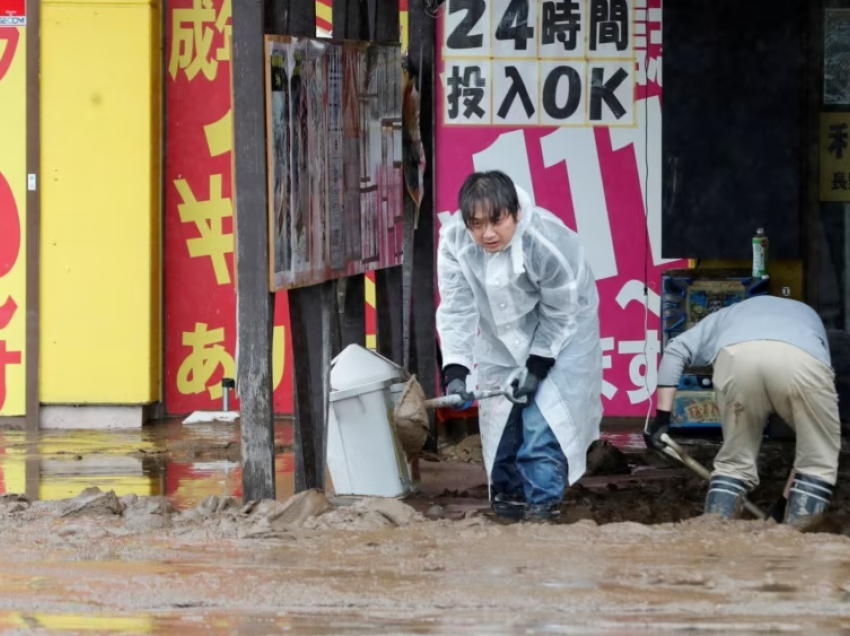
[
  {"x1": 0, "y1": 424, "x2": 679, "y2": 513},
  {"x1": 0, "y1": 420, "x2": 296, "y2": 509}
]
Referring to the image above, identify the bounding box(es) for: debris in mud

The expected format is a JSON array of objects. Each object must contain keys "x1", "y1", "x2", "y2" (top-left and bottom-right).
[
  {"x1": 270, "y1": 488, "x2": 331, "y2": 527},
  {"x1": 440, "y1": 434, "x2": 483, "y2": 463},
  {"x1": 0, "y1": 493, "x2": 28, "y2": 503},
  {"x1": 585, "y1": 440, "x2": 631, "y2": 476},
  {"x1": 237, "y1": 490, "x2": 333, "y2": 538},
  {"x1": 60, "y1": 487, "x2": 124, "y2": 518},
  {"x1": 303, "y1": 497, "x2": 424, "y2": 531},
  {"x1": 426, "y1": 505, "x2": 444, "y2": 518},
  {"x1": 123, "y1": 496, "x2": 176, "y2": 531},
  {"x1": 197, "y1": 495, "x2": 239, "y2": 516}
]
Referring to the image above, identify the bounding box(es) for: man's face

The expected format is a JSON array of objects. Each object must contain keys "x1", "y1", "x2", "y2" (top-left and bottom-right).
[{"x1": 467, "y1": 206, "x2": 519, "y2": 252}]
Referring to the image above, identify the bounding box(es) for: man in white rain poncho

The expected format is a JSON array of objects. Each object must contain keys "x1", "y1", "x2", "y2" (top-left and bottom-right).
[{"x1": 436, "y1": 170, "x2": 603, "y2": 522}]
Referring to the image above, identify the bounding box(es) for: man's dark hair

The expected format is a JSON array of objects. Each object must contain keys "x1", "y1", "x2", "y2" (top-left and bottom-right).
[{"x1": 458, "y1": 170, "x2": 519, "y2": 229}]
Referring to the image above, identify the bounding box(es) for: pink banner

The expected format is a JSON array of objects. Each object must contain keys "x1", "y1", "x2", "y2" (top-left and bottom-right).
[{"x1": 435, "y1": 0, "x2": 683, "y2": 417}]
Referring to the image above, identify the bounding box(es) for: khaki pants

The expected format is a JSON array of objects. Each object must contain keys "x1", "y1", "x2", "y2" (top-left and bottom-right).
[{"x1": 712, "y1": 340, "x2": 841, "y2": 489}]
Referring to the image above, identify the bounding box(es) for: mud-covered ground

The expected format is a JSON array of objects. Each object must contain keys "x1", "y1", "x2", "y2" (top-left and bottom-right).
[
  {"x1": 2, "y1": 429, "x2": 850, "y2": 634},
  {"x1": 1, "y1": 482, "x2": 850, "y2": 635},
  {"x1": 425, "y1": 432, "x2": 850, "y2": 530}
]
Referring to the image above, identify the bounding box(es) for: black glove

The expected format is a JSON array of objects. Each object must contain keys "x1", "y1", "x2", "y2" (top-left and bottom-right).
[
  {"x1": 644, "y1": 410, "x2": 671, "y2": 451},
  {"x1": 511, "y1": 355, "x2": 555, "y2": 403},
  {"x1": 444, "y1": 364, "x2": 474, "y2": 410},
  {"x1": 511, "y1": 369, "x2": 540, "y2": 401}
]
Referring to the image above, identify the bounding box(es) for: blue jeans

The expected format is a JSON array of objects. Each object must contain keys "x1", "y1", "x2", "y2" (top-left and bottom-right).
[{"x1": 490, "y1": 398, "x2": 568, "y2": 506}]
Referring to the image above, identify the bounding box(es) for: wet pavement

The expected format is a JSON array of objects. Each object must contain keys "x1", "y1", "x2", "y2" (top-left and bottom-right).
[
  {"x1": 1, "y1": 421, "x2": 849, "y2": 635},
  {"x1": 0, "y1": 420, "x2": 295, "y2": 510}
]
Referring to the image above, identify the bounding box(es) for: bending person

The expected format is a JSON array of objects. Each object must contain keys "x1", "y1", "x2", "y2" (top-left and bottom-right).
[
  {"x1": 436, "y1": 170, "x2": 602, "y2": 522},
  {"x1": 645, "y1": 296, "x2": 840, "y2": 529}
]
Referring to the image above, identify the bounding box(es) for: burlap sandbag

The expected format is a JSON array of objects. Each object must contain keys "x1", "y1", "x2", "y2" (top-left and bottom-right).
[{"x1": 393, "y1": 375, "x2": 430, "y2": 458}]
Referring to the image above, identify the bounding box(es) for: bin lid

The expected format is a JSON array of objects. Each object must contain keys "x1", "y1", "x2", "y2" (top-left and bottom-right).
[
  {"x1": 329, "y1": 378, "x2": 394, "y2": 402},
  {"x1": 330, "y1": 344, "x2": 404, "y2": 391}
]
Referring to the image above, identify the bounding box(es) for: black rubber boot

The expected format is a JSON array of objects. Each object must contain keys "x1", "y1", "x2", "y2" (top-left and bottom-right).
[
  {"x1": 704, "y1": 475, "x2": 748, "y2": 519},
  {"x1": 491, "y1": 492, "x2": 526, "y2": 521},
  {"x1": 523, "y1": 503, "x2": 561, "y2": 523},
  {"x1": 784, "y1": 473, "x2": 833, "y2": 530}
]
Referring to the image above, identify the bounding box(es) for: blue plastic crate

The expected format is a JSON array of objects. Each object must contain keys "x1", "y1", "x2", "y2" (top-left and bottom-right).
[
  {"x1": 670, "y1": 369, "x2": 721, "y2": 429},
  {"x1": 661, "y1": 268, "x2": 769, "y2": 350}
]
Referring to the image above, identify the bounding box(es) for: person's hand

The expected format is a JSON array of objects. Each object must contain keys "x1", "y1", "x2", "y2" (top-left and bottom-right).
[
  {"x1": 446, "y1": 378, "x2": 474, "y2": 410},
  {"x1": 644, "y1": 410, "x2": 671, "y2": 450},
  {"x1": 510, "y1": 368, "x2": 541, "y2": 402}
]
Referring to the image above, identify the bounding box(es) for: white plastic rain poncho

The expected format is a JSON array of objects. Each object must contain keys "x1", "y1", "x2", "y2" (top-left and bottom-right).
[{"x1": 436, "y1": 185, "x2": 603, "y2": 486}]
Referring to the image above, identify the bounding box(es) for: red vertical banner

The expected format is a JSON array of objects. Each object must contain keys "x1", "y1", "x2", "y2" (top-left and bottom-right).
[
  {"x1": 0, "y1": 22, "x2": 25, "y2": 416},
  {"x1": 164, "y1": 0, "x2": 294, "y2": 414}
]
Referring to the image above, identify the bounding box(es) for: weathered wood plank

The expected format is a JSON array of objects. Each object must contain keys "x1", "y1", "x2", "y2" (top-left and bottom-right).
[
  {"x1": 408, "y1": 0, "x2": 437, "y2": 448},
  {"x1": 290, "y1": 282, "x2": 332, "y2": 491},
  {"x1": 375, "y1": 267, "x2": 404, "y2": 364},
  {"x1": 339, "y1": 275, "x2": 366, "y2": 349},
  {"x1": 232, "y1": 0, "x2": 276, "y2": 501}
]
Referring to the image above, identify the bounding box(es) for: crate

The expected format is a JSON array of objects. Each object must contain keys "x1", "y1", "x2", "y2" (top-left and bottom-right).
[
  {"x1": 670, "y1": 367, "x2": 721, "y2": 429},
  {"x1": 661, "y1": 268, "x2": 768, "y2": 430},
  {"x1": 661, "y1": 268, "x2": 769, "y2": 350}
]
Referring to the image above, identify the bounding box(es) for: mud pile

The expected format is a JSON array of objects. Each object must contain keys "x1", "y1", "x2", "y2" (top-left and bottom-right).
[
  {"x1": 439, "y1": 434, "x2": 483, "y2": 463},
  {"x1": 0, "y1": 486, "x2": 426, "y2": 542}
]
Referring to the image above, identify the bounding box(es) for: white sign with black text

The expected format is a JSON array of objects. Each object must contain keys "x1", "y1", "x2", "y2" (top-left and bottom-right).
[{"x1": 443, "y1": 0, "x2": 636, "y2": 127}]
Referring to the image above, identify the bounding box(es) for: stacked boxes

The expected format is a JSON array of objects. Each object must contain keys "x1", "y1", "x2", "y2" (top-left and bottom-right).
[{"x1": 661, "y1": 268, "x2": 769, "y2": 429}]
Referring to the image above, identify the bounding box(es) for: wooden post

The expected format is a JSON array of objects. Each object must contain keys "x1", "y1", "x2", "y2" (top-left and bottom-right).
[
  {"x1": 375, "y1": 267, "x2": 403, "y2": 363},
  {"x1": 407, "y1": 0, "x2": 438, "y2": 448},
  {"x1": 289, "y1": 281, "x2": 332, "y2": 491},
  {"x1": 232, "y1": 0, "x2": 276, "y2": 501},
  {"x1": 339, "y1": 275, "x2": 366, "y2": 349}
]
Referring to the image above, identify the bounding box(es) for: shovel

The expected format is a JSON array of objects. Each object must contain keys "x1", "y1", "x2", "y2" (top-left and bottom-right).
[
  {"x1": 392, "y1": 374, "x2": 526, "y2": 460},
  {"x1": 659, "y1": 432, "x2": 768, "y2": 520}
]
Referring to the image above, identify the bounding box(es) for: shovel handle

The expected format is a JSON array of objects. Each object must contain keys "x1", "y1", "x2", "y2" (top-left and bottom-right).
[
  {"x1": 660, "y1": 434, "x2": 768, "y2": 521},
  {"x1": 423, "y1": 389, "x2": 514, "y2": 410}
]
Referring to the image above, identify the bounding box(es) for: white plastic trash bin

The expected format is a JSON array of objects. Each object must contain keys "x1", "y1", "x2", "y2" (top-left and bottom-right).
[
  {"x1": 330, "y1": 344, "x2": 404, "y2": 391},
  {"x1": 327, "y1": 378, "x2": 414, "y2": 498}
]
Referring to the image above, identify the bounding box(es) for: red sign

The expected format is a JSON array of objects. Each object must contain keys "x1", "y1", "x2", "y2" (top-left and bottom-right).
[
  {"x1": 0, "y1": 0, "x2": 24, "y2": 17},
  {"x1": 164, "y1": 0, "x2": 381, "y2": 416},
  {"x1": 164, "y1": 0, "x2": 295, "y2": 415}
]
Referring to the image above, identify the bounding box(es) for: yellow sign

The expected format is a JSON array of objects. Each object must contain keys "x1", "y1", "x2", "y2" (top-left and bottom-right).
[
  {"x1": 0, "y1": 27, "x2": 27, "y2": 416},
  {"x1": 820, "y1": 112, "x2": 850, "y2": 201}
]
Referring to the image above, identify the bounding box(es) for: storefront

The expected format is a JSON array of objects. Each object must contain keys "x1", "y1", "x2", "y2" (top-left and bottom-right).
[{"x1": 0, "y1": 0, "x2": 845, "y2": 427}]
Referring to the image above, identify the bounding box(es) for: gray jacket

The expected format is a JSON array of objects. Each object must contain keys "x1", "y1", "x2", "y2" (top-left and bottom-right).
[{"x1": 658, "y1": 296, "x2": 831, "y2": 387}]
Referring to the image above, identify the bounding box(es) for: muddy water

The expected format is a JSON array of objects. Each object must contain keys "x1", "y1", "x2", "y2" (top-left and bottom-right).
[
  {"x1": 2, "y1": 422, "x2": 850, "y2": 634},
  {"x1": 0, "y1": 503, "x2": 849, "y2": 635},
  {"x1": 0, "y1": 420, "x2": 295, "y2": 509}
]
